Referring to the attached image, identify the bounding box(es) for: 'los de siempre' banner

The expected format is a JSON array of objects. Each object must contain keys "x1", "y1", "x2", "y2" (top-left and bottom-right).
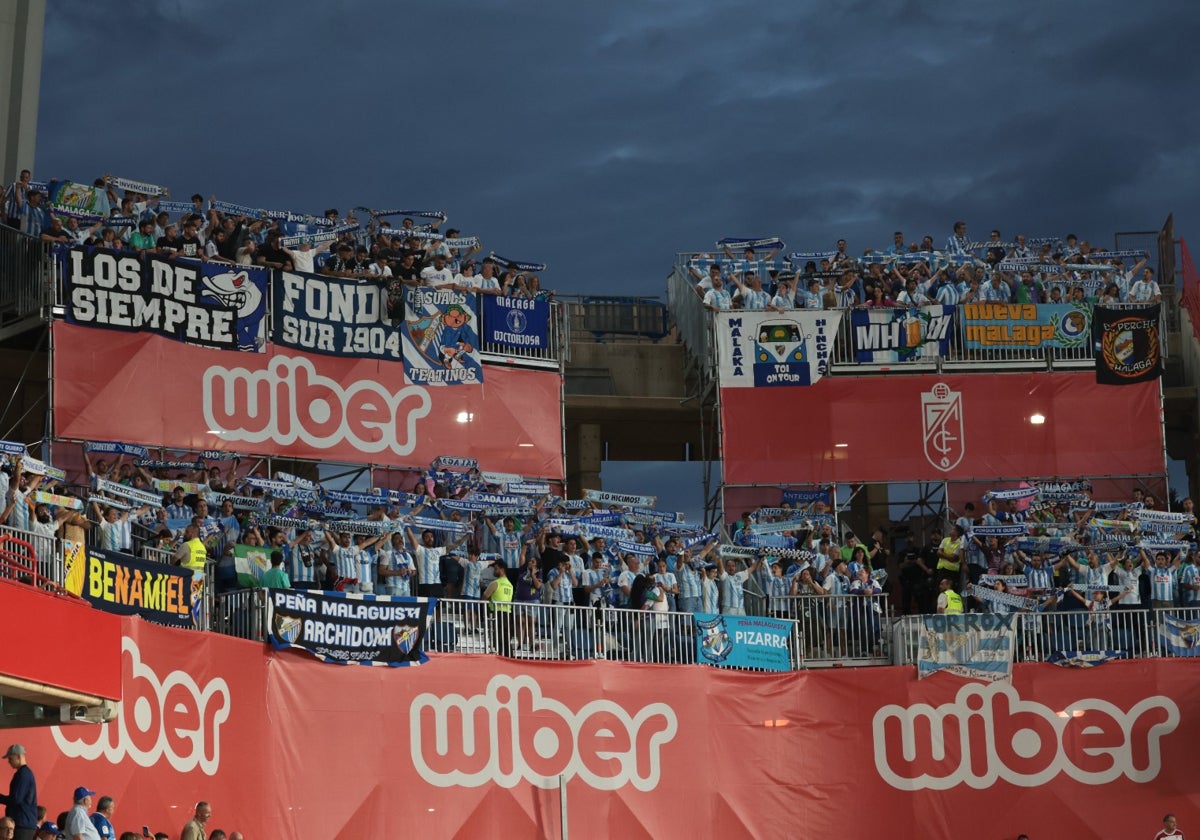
[{"x1": 60, "y1": 246, "x2": 268, "y2": 351}]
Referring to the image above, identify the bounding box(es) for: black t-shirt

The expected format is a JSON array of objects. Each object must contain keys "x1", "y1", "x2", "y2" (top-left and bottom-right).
[
  {"x1": 539, "y1": 545, "x2": 569, "y2": 577},
  {"x1": 179, "y1": 235, "x2": 202, "y2": 258},
  {"x1": 258, "y1": 243, "x2": 292, "y2": 267},
  {"x1": 157, "y1": 235, "x2": 184, "y2": 253}
]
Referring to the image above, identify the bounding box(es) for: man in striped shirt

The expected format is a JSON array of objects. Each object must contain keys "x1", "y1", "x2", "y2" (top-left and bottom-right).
[
  {"x1": 720, "y1": 556, "x2": 762, "y2": 616},
  {"x1": 1142, "y1": 548, "x2": 1183, "y2": 609},
  {"x1": 700, "y1": 564, "x2": 721, "y2": 613},
  {"x1": 2, "y1": 168, "x2": 32, "y2": 226},
  {"x1": 377, "y1": 533, "x2": 415, "y2": 597}
]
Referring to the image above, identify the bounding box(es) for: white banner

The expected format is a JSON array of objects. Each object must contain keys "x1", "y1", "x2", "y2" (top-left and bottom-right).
[{"x1": 714, "y1": 310, "x2": 840, "y2": 388}]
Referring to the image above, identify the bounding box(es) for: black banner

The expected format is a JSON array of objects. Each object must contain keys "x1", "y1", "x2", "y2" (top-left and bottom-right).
[
  {"x1": 62, "y1": 541, "x2": 197, "y2": 628},
  {"x1": 266, "y1": 590, "x2": 432, "y2": 667},
  {"x1": 1093, "y1": 304, "x2": 1162, "y2": 385}
]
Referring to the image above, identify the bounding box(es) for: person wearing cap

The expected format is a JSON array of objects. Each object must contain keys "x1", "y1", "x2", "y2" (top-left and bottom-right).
[
  {"x1": 0, "y1": 744, "x2": 35, "y2": 840},
  {"x1": 86, "y1": 799, "x2": 113, "y2": 840},
  {"x1": 63, "y1": 789, "x2": 98, "y2": 840},
  {"x1": 179, "y1": 802, "x2": 211, "y2": 840},
  {"x1": 33, "y1": 822, "x2": 58, "y2": 839}
]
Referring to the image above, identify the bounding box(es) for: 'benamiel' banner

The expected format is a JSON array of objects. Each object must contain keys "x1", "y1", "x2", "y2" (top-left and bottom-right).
[
  {"x1": 1093, "y1": 303, "x2": 1163, "y2": 385},
  {"x1": 273, "y1": 270, "x2": 399, "y2": 360},
  {"x1": 52, "y1": 323, "x2": 564, "y2": 478},
  {"x1": 481, "y1": 295, "x2": 550, "y2": 350},
  {"x1": 851, "y1": 304, "x2": 954, "y2": 363},
  {"x1": 402, "y1": 288, "x2": 483, "y2": 385},
  {"x1": 694, "y1": 613, "x2": 793, "y2": 671},
  {"x1": 62, "y1": 540, "x2": 195, "y2": 628},
  {"x1": 61, "y1": 247, "x2": 268, "y2": 351},
  {"x1": 916, "y1": 613, "x2": 1015, "y2": 682},
  {"x1": 961, "y1": 302, "x2": 1090, "y2": 349},
  {"x1": 266, "y1": 589, "x2": 432, "y2": 666},
  {"x1": 714, "y1": 310, "x2": 840, "y2": 387}
]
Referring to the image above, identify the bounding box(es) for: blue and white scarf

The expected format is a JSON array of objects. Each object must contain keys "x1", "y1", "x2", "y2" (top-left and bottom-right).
[
  {"x1": 107, "y1": 176, "x2": 165, "y2": 196},
  {"x1": 492, "y1": 253, "x2": 547, "y2": 272},
  {"x1": 85, "y1": 441, "x2": 149, "y2": 458}
]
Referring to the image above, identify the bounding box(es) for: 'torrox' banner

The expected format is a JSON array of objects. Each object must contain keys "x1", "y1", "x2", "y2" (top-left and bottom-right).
[
  {"x1": 52, "y1": 322, "x2": 564, "y2": 479},
  {"x1": 23, "y1": 617, "x2": 1200, "y2": 839},
  {"x1": 60, "y1": 246, "x2": 268, "y2": 351}
]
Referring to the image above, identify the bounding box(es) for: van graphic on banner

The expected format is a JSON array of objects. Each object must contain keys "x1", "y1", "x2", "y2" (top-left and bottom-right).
[
  {"x1": 714, "y1": 310, "x2": 839, "y2": 387},
  {"x1": 922, "y1": 382, "x2": 964, "y2": 472}
]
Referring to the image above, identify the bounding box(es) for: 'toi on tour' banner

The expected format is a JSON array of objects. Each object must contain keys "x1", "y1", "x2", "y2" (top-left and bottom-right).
[
  {"x1": 694, "y1": 613, "x2": 793, "y2": 671},
  {"x1": 62, "y1": 540, "x2": 196, "y2": 628},
  {"x1": 960, "y1": 302, "x2": 1091, "y2": 349},
  {"x1": 714, "y1": 310, "x2": 840, "y2": 387},
  {"x1": 266, "y1": 589, "x2": 433, "y2": 666}
]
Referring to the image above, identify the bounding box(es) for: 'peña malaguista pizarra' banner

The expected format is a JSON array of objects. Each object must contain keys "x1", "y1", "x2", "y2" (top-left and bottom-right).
[
  {"x1": 714, "y1": 310, "x2": 840, "y2": 387},
  {"x1": 61, "y1": 246, "x2": 268, "y2": 351}
]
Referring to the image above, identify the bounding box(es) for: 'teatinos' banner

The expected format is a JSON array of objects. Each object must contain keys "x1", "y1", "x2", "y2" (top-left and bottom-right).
[
  {"x1": 52, "y1": 323, "x2": 564, "y2": 478},
  {"x1": 61, "y1": 247, "x2": 268, "y2": 351}
]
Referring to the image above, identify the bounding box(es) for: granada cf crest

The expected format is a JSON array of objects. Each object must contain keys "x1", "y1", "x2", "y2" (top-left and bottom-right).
[{"x1": 921, "y1": 382, "x2": 964, "y2": 472}]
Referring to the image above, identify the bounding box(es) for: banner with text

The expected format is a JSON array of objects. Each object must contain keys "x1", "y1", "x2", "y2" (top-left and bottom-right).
[
  {"x1": 60, "y1": 246, "x2": 268, "y2": 351},
  {"x1": 714, "y1": 310, "x2": 840, "y2": 387},
  {"x1": 402, "y1": 289, "x2": 483, "y2": 386},
  {"x1": 961, "y1": 303, "x2": 1091, "y2": 350},
  {"x1": 851, "y1": 305, "x2": 954, "y2": 363},
  {"x1": 52, "y1": 323, "x2": 564, "y2": 477},
  {"x1": 916, "y1": 613, "x2": 1016, "y2": 682},
  {"x1": 62, "y1": 540, "x2": 195, "y2": 628},
  {"x1": 694, "y1": 613, "x2": 793, "y2": 671},
  {"x1": 266, "y1": 589, "x2": 432, "y2": 666},
  {"x1": 481, "y1": 295, "x2": 550, "y2": 350},
  {"x1": 1093, "y1": 303, "x2": 1163, "y2": 385},
  {"x1": 272, "y1": 270, "x2": 398, "y2": 360}
]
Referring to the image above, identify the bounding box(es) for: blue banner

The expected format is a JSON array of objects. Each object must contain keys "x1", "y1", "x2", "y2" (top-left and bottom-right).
[
  {"x1": 60, "y1": 247, "x2": 268, "y2": 351},
  {"x1": 694, "y1": 613, "x2": 793, "y2": 671},
  {"x1": 402, "y1": 288, "x2": 483, "y2": 385},
  {"x1": 273, "y1": 270, "x2": 400, "y2": 360},
  {"x1": 961, "y1": 302, "x2": 1091, "y2": 350},
  {"x1": 266, "y1": 590, "x2": 433, "y2": 667},
  {"x1": 850, "y1": 305, "x2": 954, "y2": 363},
  {"x1": 916, "y1": 613, "x2": 1016, "y2": 682},
  {"x1": 63, "y1": 541, "x2": 197, "y2": 628},
  {"x1": 481, "y1": 295, "x2": 549, "y2": 350},
  {"x1": 1160, "y1": 614, "x2": 1200, "y2": 657},
  {"x1": 1046, "y1": 650, "x2": 1127, "y2": 668},
  {"x1": 781, "y1": 488, "x2": 830, "y2": 505}
]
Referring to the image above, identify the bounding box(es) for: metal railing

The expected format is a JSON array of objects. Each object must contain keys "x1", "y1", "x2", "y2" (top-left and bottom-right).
[
  {"x1": 667, "y1": 266, "x2": 714, "y2": 378},
  {"x1": 0, "y1": 225, "x2": 56, "y2": 326},
  {"x1": 559, "y1": 295, "x2": 670, "y2": 342},
  {"x1": 212, "y1": 588, "x2": 268, "y2": 640},
  {"x1": 0, "y1": 522, "x2": 63, "y2": 588},
  {"x1": 892, "y1": 606, "x2": 1200, "y2": 665},
  {"x1": 477, "y1": 296, "x2": 566, "y2": 367},
  {"x1": 776, "y1": 594, "x2": 891, "y2": 664}
]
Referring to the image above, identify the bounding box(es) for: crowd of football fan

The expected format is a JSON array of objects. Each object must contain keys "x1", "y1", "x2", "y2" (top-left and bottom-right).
[
  {"x1": 2, "y1": 169, "x2": 554, "y2": 305},
  {"x1": 687, "y1": 224, "x2": 1159, "y2": 311}
]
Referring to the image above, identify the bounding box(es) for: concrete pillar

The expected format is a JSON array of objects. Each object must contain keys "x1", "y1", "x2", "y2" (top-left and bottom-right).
[
  {"x1": 567, "y1": 422, "x2": 602, "y2": 498},
  {"x1": 0, "y1": 0, "x2": 45, "y2": 185}
]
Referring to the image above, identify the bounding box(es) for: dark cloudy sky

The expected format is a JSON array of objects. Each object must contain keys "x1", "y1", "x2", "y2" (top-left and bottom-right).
[
  {"x1": 32, "y1": 0, "x2": 1199, "y2": 520},
  {"x1": 36, "y1": 0, "x2": 1200, "y2": 298}
]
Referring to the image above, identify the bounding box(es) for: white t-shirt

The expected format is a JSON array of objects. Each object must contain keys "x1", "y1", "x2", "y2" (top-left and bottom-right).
[
  {"x1": 421, "y1": 266, "x2": 456, "y2": 287},
  {"x1": 289, "y1": 249, "x2": 316, "y2": 274}
]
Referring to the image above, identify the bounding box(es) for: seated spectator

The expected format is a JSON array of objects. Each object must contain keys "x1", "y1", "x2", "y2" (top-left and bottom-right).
[{"x1": 255, "y1": 231, "x2": 293, "y2": 271}]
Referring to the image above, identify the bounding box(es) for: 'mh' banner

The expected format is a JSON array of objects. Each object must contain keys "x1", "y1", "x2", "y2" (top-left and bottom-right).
[
  {"x1": 266, "y1": 589, "x2": 432, "y2": 666},
  {"x1": 961, "y1": 302, "x2": 1090, "y2": 350},
  {"x1": 273, "y1": 270, "x2": 398, "y2": 360},
  {"x1": 53, "y1": 323, "x2": 564, "y2": 477},
  {"x1": 23, "y1": 617, "x2": 1200, "y2": 838},
  {"x1": 714, "y1": 310, "x2": 840, "y2": 387},
  {"x1": 916, "y1": 613, "x2": 1015, "y2": 682},
  {"x1": 402, "y1": 288, "x2": 483, "y2": 385},
  {"x1": 694, "y1": 613, "x2": 793, "y2": 671},
  {"x1": 721, "y1": 372, "x2": 1164, "y2": 484},
  {"x1": 481, "y1": 295, "x2": 549, "y2": 350},
  {"x1": 1093, "y1": 304, "x2": 1163, "y2": 385},
  {"x1": 851, "y1": 304, "x2": 954, "y2": 363},
  {"x1": 62, "y1": 540, "x2": 195, "y2": 628},
  {"x1": 61, "y1": 246, "x2": 268, "y2": 351}
]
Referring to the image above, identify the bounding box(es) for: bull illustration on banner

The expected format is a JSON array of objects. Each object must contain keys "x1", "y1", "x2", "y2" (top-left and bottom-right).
[{"x1": 921, "y1": 382, "x2": 964, "y2": 472}]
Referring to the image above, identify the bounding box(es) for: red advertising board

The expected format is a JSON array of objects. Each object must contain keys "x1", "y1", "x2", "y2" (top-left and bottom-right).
[
  {"x1": 52, "y1": 322, "x2": 564, "y2": 479},
  {"x1": 18, "y1": 618, "x2": 1200, "y2": 839},
  {"x1": 721, "y1": 372, "x2": 1164, "y2": 485}
]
